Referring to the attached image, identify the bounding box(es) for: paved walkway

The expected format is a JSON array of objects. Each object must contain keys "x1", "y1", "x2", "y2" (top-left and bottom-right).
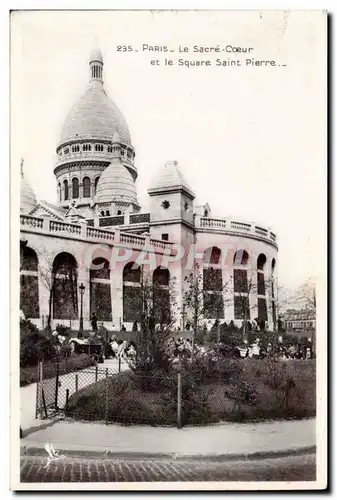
[
  {"x1": 21, "y1": 418, "x2": 316, "y2": 459},
  {"x1": 20, "y1": 359, "x2": 129, "y2": 433}
]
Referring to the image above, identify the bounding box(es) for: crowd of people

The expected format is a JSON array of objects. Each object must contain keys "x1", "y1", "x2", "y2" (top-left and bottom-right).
[{"x1": 105, "y1": 337, "x2": 137, "y2": 361}]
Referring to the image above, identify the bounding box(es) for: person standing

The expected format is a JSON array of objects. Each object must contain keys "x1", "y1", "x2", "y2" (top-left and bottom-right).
[{"x1": 91, "y1": 312, "x2": 98, "y2": 332}]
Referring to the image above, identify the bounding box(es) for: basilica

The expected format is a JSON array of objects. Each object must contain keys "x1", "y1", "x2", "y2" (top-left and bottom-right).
[{"x1": 20, "y1": 48, "x2": 278, "y2": 332}]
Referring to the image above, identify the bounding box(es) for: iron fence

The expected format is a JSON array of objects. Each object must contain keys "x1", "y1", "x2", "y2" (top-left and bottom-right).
[{"x1": 35, "y1": 359, "x2": 315, "y2": 428}]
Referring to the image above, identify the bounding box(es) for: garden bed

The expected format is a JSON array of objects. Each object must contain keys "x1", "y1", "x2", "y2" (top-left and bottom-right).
[{"x1": 65, "y1": 359, "x2": 316, "y2": 426}]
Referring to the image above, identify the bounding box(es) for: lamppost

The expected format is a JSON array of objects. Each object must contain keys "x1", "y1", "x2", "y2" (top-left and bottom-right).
[{"x1": 79, "y1": 283, "x2": 85, "y2": 337}]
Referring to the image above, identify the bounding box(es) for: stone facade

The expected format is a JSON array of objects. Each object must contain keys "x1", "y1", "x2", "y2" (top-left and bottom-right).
[{"x1": 20, "y1": 47, "x2": 278, "y2": 333}]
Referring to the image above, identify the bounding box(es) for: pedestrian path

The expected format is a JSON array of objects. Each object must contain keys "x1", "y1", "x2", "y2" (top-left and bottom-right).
[
  {"x1": 20, "y1": 358, "x2": 129, "y2": 433},
  {"x1": 21, "y1": 418, "x2": 316, "y2": 459}
]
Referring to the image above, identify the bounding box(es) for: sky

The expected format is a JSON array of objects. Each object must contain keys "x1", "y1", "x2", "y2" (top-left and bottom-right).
[{"x1": 11, "y1": 10, "x2": 327, "y2": 293}]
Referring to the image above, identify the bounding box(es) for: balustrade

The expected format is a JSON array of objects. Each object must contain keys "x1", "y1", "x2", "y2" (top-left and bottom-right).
[
  {"x1": 49, "y1": 220, "x2": 81, "y2": 235},
  {"x1": 230, "y1": 221, "x2": 252, "y2": 231},
  {"x1": 200, "y1": 217, "x2": 227, "y2": 228},
  {"x1": 197, "y1": 216, "x2": 277, "y2": 244},
  {"x1": 86, "y1": 226, "x2": 115, "y2": 242},
  {"x1": 119, "y1": 233, "x2": 145, "y2": 247},
  {"x1": 20, "y1": 214, "x2": 43, "y2": 229},
  {"x1": 150, "y1": 238, "x2": 174, "y2": 250}
]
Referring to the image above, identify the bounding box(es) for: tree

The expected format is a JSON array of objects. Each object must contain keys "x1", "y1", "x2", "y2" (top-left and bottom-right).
[
  {"x1": 232, "y1": 274, "x2": 259, "y2": 342},
  {"x1": 296, "y1": 279, "x2": 316, "y2": 311},
  {"x1": 183, "y1": 264, "x2": 204, "y2": 356},
  {"x1": 135, "y1": 268, "x2": 178, "y2": 370},
  {"x1": 184, "y1": 263, "x2": 232, "y2": 354}
]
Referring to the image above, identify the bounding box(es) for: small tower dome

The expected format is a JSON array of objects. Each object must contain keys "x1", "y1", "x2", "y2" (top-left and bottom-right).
[
  {"x1": 95, "y1": 158, "x2": 138, "y2": 205},
  {"x1": 20, "y1": 159, "x2": 37, "y2": 214},
  {"x1": 148, "y1": 160, "x2": 195, "y2": 198}
]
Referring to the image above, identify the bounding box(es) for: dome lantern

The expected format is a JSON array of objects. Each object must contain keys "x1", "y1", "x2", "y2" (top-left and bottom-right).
[{"x1": 89, "y1": 47, "x2": 103, "y2": 88}]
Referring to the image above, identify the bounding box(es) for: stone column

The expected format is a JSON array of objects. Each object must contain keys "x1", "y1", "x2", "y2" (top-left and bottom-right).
[
  {"x1": 37, "y1": 252, "x2": 53, "y2": 330},
  {"x1": 110, "y1": 266, "x2": 123, "y2": 330},
  {"x1": 265, "y1": 267, "x2": 274, "y2": 330},
  {"x1": 248, "y1": 265, "x2": 258, "y2": 323}
]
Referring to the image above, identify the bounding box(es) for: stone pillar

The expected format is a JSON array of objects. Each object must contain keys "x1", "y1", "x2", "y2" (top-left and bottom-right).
[
  {"x1": 114, "y1": 228, "x2": 120, "y2": 244},
  {"x1": 37, "y1": 252, "x2": 53, "y2": 330},
  {"x1": 110, "y1": 266, "x2": 123, "y2": 329},
  {"x1": 265, "y1": 267, "x2": 274, "y2": 330},
  {"x1": 94, "y1": 213, "x2": 99, "y2": 228},
  {"x1": 248, "y1": 265, "x2": 258, "y2": 322},
  {"x1": 42, "y1": 214, "x2": 51, "y2": 232},
  {"x1": 194, "y1": 214, "x2": 201, "y2": 228},
  {"x1": 79, "y1": 220, "x2": 87, "y2": 238},
  {"x1": 124, "y1": 211, "x2": 130, "y2": 225}
]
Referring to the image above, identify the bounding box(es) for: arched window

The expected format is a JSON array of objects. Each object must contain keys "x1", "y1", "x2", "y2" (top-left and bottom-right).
[
  {"x1": 83, "y1": 177, "x2": 91, "y2": 198},
  {"x1": 90, "y1": 257, "x2": 111, "y2": 321},
  {"x1": 257, "y1": 253, "x2": 267, "y2": 324},
  {"x1": 101, "y1": 211, "x2": 105, "y2": 217},
  {"x1": 123, "y1": 262, "x2": 142, "y2": 322},
  {"x1": 21, "y1": 246, "x2": 38, "y2": 271},
  {"x1": 153, "y1": 267, "x2": 170, "y2": 325},
  {"x1": 58, "y1": 182, "x2": 61, "y2": 203},
  {"x1": 94, "y1": 176, "x2": 100, "y2": 195},
  {"x1": 271, "y1": 258, "x2": 276, "y2": 275},
  {"x1": 72, "y1": 177, "x2": 79, "y2": 199},
  {"x1": 20, "y1": 246, "x2": 39, "y2": 319},
  {"x1": 203, "y1": 247, "x2": 223, "y2": 319},
  {"x1": 204, "y1": 209, "x2": 208, "y2": 217},
  {"x1": 117, "y1": 210, "x2": 122, "y2": 215},
  {"x1": 106, "y1": 210, "x2": 110, "y2": 216},
  {"x1": 233, "y1": 250, "x2": 250, "y2": 320},
  {"x1": 52, "y1": 252, "x2": 78, "y2": 320},
  {"x1": 64, "y1": 180, "x2": 69, "y2": 201}
]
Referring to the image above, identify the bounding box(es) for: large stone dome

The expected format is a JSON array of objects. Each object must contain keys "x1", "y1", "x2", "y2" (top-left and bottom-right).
[
  {"x1": 59, "y1": 49, "x2": 131, "y2": 146},
  {"x1": 95, "y1": 158, "x2": 138, "y2": 204},
  {"x1": 60, "y1": 87, "x2": 131, "y2": 145}
]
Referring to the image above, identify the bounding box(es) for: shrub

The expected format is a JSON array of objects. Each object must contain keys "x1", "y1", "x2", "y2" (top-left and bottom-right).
[
  {"x1": 65, "y1": 359, "x2": 316, "y2": 426},
  {"x1": 20, "y1": 319, "x2": 56, "y2": 367}
]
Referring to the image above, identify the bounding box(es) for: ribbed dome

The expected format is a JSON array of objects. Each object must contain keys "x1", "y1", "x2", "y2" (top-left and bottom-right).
[
  {"x1": 21, "y1": 173, "x2": 37, "y2": 214},
  {"x1": 148, "y1": 161, "x2": 195, "y2": 198},
  {"x1": 60, "y1": 86, "x2": 131, "y2": 145},
  {"x1": 95, "y1": 158, "x2": 138, "y2": 204}
]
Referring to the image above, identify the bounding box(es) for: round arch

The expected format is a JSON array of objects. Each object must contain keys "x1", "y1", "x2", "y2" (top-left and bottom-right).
[{"x1": 52, "y1": 252, "x2": 78, "y2": 320}]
